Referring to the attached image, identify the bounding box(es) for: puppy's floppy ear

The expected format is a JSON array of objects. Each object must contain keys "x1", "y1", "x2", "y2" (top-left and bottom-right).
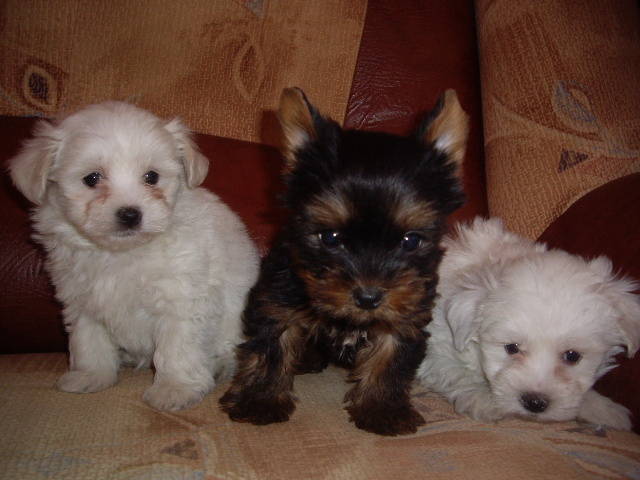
[
  {"x1": 277, "y1": 87, "x2": 322, "y2": 172},
  {"x1": 418, "y1": 89, "x2": 469, "y2": 177},
  {"x1": 9, "y1": 119, "x2": 62, "y2": 205},
  {"x1": 444, "y1": 269, "x2": 495, "y2": 352},
  {"x1": 590, "y1": 256, "x2": 640, "y2": 357},
  {"x1": 164, "y1": 118, "x2": 209, "y2": 188}
]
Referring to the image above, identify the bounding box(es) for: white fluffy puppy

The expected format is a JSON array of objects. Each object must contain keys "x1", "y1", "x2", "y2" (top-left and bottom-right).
[
  {"x1": 418, "y1": 217, "x2": 640, "y2": 430},
  {"x1": 9, "y1": 102, "x2": 259, "y2": 411}
]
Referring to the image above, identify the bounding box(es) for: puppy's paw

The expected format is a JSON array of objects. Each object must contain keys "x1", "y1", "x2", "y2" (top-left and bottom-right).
[
  {"x1": 219, "y1": 391, "x2": 295, "y2": 425},
  {"x1": 143, "y1": 381, "x2": 205, "y2": 411},
  {"x1": 347, "y1": 403, "x2": 426, "y2": 436},
  {"x1": 578, "y1": 390, "x2": 632, "y2": 431},
  {"x1": 467, "y1": 402, "x2": 505, "y2": 423},
  {"x1": 453, "y1": 391, "x2": 504, "y2": 423},
  {"x1": 57, "y1": 370, "x2": 117, "y2": 393}
]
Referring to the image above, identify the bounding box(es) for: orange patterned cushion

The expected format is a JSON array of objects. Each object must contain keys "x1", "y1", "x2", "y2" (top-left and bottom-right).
[
  {"x1": 475, "y1": 0, "x2": 640, "y2": 238},
  {"x1": 0, "y1": 0, "x2": 366, "y2": 144}
]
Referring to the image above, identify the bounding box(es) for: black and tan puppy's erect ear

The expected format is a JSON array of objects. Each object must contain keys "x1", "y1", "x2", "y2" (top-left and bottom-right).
[
  {"x1": 419, "y1": 89, "x2": 470, "y2": 177},
  {"x1": 277, "y1": 87, "x2": 320, "y2": 172}
]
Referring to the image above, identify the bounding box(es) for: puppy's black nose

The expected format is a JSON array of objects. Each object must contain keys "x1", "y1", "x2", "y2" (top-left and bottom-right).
[
  {"x1": 521, "y1": 392, "x2": 550, "y2": 413},
  {"x1": 116, "y1": 206, "x2": 142, "y2": 228},
  {"x1": 353, "y1": 287, "x2": 384, "y2": 310}
]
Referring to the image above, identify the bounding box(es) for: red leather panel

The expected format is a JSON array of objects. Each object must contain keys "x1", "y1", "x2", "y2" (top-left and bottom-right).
[{"x1": 0, "y1": 117, "x2": 64, "y2": 353}]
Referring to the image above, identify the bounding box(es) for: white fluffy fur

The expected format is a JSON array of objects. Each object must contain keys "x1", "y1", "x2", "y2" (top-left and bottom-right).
[
  {"x1": 9, "y1": 102, "x2": 259, "y2": 411},
  {"x1": 417, "y1": 217, "x2": 640, "y2": 430}
]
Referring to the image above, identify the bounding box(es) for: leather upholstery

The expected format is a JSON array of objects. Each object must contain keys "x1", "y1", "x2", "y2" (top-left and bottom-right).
[{"x1": 1, "y1": 118, "x2": 64, "y2": 353}]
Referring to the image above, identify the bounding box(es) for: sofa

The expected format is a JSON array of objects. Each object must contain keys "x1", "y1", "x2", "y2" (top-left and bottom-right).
[{"x1": 1, "y1": 1, "x2": 640, "y2": 478}]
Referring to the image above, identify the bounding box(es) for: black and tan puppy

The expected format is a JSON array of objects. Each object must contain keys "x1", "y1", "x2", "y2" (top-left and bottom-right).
[{"x1": 220, "y1": 88, "x2": 468, "y2": 435}]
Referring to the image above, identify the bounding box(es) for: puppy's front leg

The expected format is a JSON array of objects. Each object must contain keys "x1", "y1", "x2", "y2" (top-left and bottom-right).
[
  {"x1": 57, "y1": 315, "x2": 119, "y2": 393},
  {"x1": 143, "y1": 313, "x2": 215, "y2": 411},
  {"x1": 345, "y1": 331, "x2": 426, "y2": 436},
  {"x1": 578, "y1": 389, "x2": 631, "y2": 431},
  {"x1": 219, "y1": 313, "x2": 307, "y2": 425},
  {"x1": 449, "y1": 384, "x2": 504, "y2": 423}
]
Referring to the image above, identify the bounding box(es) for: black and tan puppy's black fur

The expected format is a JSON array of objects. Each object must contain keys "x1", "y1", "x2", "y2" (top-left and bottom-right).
[{"x1": 220, "y1": 88, "x2": 468, "y2": 435}]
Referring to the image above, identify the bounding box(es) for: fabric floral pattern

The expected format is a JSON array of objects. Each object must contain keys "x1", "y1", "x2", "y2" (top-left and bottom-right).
[
  {"x1": 476, "y1": 0, "x2": 640, "y2": 239},
  {"x1": 0, "y1": 0, "x2": 366, "y2": 145}
]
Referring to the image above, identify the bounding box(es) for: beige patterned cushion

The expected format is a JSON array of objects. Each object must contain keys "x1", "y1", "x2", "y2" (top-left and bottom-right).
[
  {"x1": 0, "y1": 0, "x2": 366, "y2": 144},
  {"x1": 475, "y1": 0, "x2": 640, "y2": 239},
  {"x1": 1, "y1": 353, "x2": 639, "y2": 479}
]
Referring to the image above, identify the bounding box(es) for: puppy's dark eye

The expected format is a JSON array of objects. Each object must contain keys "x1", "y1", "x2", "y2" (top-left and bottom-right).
[
  {"x1": 318, "y1": 230, "x2": 342, "y2": 249},
  {"x1": 401, "y1": 232, "x2": 423, "y2": 252},
  {"x1": 83, "y1": 172, "x2": 101, "y2": 188},
  {"x1": 144, "y1": 170, "x2": 159, "y2": 185},
  {"x1": 563, "y1": 350, "x2": 581, "y2": 364},
  {"x1": 505, "y1": 343, "x2": 520, "y2": 355}
]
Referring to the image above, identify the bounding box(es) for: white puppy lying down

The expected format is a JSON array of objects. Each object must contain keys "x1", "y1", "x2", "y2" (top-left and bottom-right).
[
  {"x1": 418, "y1": 217, "x2": 640, "y2": 430},
  {"x1": 9, "y1": 102, "x2": 259, "y2": 411}
]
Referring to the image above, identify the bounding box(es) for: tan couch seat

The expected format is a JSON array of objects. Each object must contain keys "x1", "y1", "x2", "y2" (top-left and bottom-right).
[{"x1": 2, "y1": 354, "x2": 639, "y2": 479}]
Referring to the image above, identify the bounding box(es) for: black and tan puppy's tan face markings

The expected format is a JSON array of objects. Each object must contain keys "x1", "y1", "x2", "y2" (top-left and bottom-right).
[
  {"x1": 220, "y1": 87, "x2": 469, "y2": 436},
  {"x1": 305, "y1": 190, "x2": 353, "y2": 230}
]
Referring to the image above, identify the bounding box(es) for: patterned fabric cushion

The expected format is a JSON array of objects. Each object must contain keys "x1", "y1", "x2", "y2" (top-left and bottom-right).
[
  {"x1": 1, "y1": 354, "x2": 639, "y2": 479},
  {"x1": 0, "y1": 0, "x2": 366, "y2": 144},
  {"x1": 475, "y1": 0, "x2": 640, "y2": 238}
]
